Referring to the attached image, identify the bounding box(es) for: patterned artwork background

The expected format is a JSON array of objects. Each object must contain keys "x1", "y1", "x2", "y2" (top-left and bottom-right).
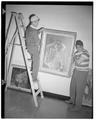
[{"x1": 11, "y1": 67, "x2": 31, "y2": 89}]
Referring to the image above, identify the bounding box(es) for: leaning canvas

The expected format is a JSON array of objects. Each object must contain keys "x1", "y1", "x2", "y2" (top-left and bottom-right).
[{"x1": 39, "y1": 28, "x2": 77, "y2": 77}]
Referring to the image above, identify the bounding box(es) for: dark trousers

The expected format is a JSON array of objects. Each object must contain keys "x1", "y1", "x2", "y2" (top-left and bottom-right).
[
  {"x1": 70, "y1": 69, "x2": 88, "y2": 106},
  {"x1": 27, "y1": 46, "x2": 39, "y2": 80}
]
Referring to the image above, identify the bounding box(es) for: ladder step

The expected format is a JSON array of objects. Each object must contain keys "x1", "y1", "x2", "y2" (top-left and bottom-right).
[
  {"x1": 35, "y1": 89, "x2": 41, "y2": 96},
  {"x1": 28, "y1": 58, "x2": 32, "y2": 61}
]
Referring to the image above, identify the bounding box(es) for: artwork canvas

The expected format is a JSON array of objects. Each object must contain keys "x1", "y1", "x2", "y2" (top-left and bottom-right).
[
  {"x1": 39, "y1": 29, "x2": 77, "y2": 77},
  {"x1": 11, "y1": 67, "x2": 31, "y2": 90}
]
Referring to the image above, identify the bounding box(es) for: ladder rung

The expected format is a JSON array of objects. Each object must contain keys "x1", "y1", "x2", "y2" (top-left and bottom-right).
[
  {"x1": 35, "y1": 89, "x2": 41, "y2": 96},
  {"x1": 28, "y1": 58, "x2": 32, "y2": 61}
]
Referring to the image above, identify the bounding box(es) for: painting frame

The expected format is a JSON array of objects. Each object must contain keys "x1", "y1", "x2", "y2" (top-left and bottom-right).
[
  {"x1": 7, "y1": 64, "x2": 32, "y2": 93},
  {"x1": 39, "y1": 28, "x2": 77, "y2": 77}
]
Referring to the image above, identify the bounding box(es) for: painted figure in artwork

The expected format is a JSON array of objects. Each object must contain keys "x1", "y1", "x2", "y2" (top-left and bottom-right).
[{"x1": 44, "y1": 40, "x2": 67, "y2": 72}]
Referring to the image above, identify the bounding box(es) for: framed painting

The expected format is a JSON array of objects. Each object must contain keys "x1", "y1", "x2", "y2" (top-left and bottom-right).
[
  {"x1": 9, "y1": 64, "x2": 31, "y2": 92},
  {"x1": 39, "y1": 28, "x2": 77, "y2": 77}
]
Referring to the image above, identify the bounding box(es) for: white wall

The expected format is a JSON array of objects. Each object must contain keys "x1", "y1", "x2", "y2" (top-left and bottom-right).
[{"x1": 6, "y1": 5, "x2": 92, "y2": 96}]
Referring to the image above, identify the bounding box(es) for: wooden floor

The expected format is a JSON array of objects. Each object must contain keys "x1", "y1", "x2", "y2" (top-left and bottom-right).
[{"x1": 4, "y1": 89, "x2": 93, "y2": 118}]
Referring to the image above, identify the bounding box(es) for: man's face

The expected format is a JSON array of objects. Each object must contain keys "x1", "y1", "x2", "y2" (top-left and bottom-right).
[
  {"x1": 31, "y1": 20, "x2": 39, "y2": 27},
  {"x1": 76, "y1": 45, "x2": 83, "y2": 52}
]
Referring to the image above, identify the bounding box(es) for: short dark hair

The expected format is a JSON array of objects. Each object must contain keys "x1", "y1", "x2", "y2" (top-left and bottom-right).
[
  {"x1": 29, "y1": 14, "x2": 36, "y2": 21},
  {"x1": 76, "y1": 40, "x2": 83, "y2": 46}
]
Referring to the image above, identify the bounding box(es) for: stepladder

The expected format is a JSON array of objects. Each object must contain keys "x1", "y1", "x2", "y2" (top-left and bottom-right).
[{"x1": 5, "y1": 11, "x2": 44, "y2": 107}]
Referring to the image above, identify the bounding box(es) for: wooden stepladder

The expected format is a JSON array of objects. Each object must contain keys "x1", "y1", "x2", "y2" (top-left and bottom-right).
[{"x1": 5, "y1": 12, "x2": 44, "y2": 107}]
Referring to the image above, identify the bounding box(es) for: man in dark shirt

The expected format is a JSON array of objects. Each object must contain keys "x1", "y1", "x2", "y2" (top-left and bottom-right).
[{"x1": 25, "y1": 14, "x2": 43, "y2": 81}]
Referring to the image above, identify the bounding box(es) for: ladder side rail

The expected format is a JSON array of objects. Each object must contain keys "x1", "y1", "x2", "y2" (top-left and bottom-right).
[
  {"x1": 5, "y1": 28, "x2": 18, "y2": 79},
  {"x1": 15, "y1": 15, "x2": 38, "y2": 107},
  {"x1": 7, "y1": 36, "x2": 16, "y2": 76},
  {"x1": 5, "y1": 36, "x2": 17, "y2": 91},
  {"x1": 5, "y1": 13, "x2": 18, "y2": 83},
  {"x1": 5, "y1": 13, "x2": 13, "y2": 85},
  {"x1": 5, "y1": 28, "x2": 18, "y2": 55},
  {"x1": 8, "y1": 28, "x2": 18, "y2": 46},
  {"x1": 5, "y1": 25, "x2": 18, "y2": 83},
  {"x1": 5, "y1": 14, "x2": 13, "y2": 47},
  {"x1": 5, "y1": 53, "x2": 8, "y2": 83}
]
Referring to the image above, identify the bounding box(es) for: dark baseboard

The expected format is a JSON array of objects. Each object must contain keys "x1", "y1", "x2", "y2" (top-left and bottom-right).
[
  {"x1": 43, "y1": 91, "x2": 70, "y2": 101},
  {"x1": 43, "y1": 91, "x2": 93, "y2": 108}
]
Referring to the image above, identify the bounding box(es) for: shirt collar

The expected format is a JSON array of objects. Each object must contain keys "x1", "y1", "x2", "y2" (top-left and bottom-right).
[{"x1": 30, "y1": 25, "x2": 39, "y2": 29}]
